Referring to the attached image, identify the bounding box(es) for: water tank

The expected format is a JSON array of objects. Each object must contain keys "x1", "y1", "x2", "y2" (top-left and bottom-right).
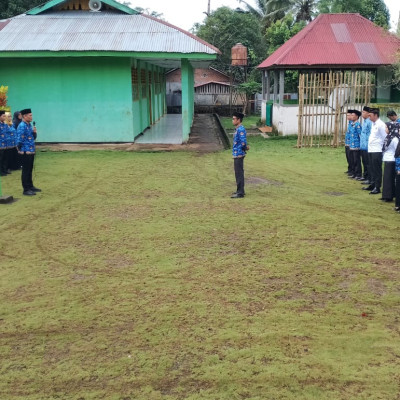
[{"x1": 231, "y1": 43, "x2": 247, "y2": 66}]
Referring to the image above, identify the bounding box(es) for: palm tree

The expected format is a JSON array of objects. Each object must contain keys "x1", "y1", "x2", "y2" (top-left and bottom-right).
[{"x1": 237, "y1": 0, "x2": 315, "y2": 26}]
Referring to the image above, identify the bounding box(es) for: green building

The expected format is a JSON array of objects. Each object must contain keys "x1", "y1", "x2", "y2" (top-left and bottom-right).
[{"x1": 0, "y1": 0, "x2": 220, "y2": 143}]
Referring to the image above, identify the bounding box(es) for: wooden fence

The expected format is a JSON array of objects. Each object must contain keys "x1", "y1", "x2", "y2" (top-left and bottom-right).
[{"x1": 297, "y1": 71, "x2": 374, "y2": 147}]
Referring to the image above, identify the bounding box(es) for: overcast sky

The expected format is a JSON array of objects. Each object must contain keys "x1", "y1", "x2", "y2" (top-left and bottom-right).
[{"x1": 128, "y1": 0, "x2": 400, "y2": 32}]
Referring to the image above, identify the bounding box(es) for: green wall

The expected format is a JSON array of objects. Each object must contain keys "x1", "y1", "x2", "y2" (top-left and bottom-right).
[
  {"x1": 181, "y1": 59, "x2": 194, "y2": 142},
  {"x1": 1, "y1": 57, "x2": 135, "y2": 142}
]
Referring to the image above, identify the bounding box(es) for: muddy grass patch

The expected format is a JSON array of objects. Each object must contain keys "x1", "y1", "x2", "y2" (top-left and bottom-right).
[{"x1": 247, "y1": 176, "x2": 283, "y2": 186}]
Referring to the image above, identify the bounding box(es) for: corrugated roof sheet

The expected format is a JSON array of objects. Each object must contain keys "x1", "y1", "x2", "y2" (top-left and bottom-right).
[
  {"x1": 0, "y1": 11, "x2": 220, "y2": 54},
  {"x1": 258, "y1": 13, "x2": 400, "y2": 69}
]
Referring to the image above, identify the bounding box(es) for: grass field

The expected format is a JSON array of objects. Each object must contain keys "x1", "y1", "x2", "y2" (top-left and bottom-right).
[{"x1": 0, "y1": 137, "x2": 399, "y2": 400}]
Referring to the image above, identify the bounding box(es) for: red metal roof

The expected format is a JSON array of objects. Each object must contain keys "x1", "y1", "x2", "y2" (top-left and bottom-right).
[{"x1": 258, "y1": 13, "x2": 400, "y2": 69}]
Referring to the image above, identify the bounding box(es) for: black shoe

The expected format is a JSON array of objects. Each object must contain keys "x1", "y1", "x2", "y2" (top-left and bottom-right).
[
  {"x1": 382, "y1": 199, "x2": 393, "y2": 203},
  {"x1": 30, "y1": 187, "x2": 41, "y2": 192},
  {"x1": 369, "y1": 188, "x2": 380, "y2": 194},
  {"x1": 231, "y1": 193, "x2": 244, "y2": 198},
  {"x1": 355, "y1": 177, "x2": 364, "y2": 181},
  {"x1": 362, "y1": 185, "x2": 374, "y2": 191},
  {"x1": 232, "y1": 192, "x2": 245, "y2": 196},
  {"x1": 394, "y1": 207, "x2": 400, "y2": 212},
  {"x1": 0, "y1": 173, "x2": 7, "y2": 177},
  {"x1": 361, "y1": 180, "x2": 371, "y2": 185},
  {"x1": 348, "y1": 175, "x2": 356, "y2": 179},
  {"x1": 23, "y1": 190, "x2": 36, "y2": 196}
]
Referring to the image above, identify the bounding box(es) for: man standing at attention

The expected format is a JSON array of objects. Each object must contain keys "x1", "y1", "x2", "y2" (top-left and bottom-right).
[
  {"x1": 347, "y1": 109, "x2": 362, "y2": 180},
  {"x1": 364, "y1": 108, "x2": 387, "y2": 195},
  {"x1": 231, "y1": 112, "x2": 248, "y2": 199},
  {"x1": 359, "y1": 106, "x2": 372, "y2": 184},
  {"x1": 0, "y1": 110, "x2": 9, "y2": 176},
  {"x1": 16, "y1": 108, "x2": 41, "y2": 196}
]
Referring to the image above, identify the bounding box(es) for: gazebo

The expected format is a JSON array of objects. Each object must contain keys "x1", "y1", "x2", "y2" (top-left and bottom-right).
[{"x1": 257, "y1": 13, "x2": 400, "y2": 145}]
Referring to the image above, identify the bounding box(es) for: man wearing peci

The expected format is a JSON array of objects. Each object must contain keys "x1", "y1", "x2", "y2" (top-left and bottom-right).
[
  {"x1": 363, "y1": 108, "x2": 386, "y2": 195},
  {"x1": 231, "y1": 112, "x2": 248, "y2": 199},
  {"x1": 16, "y1": 108, "x2": 41, "y2": 196}
]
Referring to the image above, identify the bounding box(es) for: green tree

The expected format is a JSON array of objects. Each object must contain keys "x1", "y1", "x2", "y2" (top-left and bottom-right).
[
  {"x1": 193, "y1": 7, "x2": 267, "y2": 74},
  {"x1": 264, "y1": 14, "x2": 306, "y2": 92},
  {"x1": 0, "y1": 0, "x2": 44, "y2": 19},
  {"x1": 265, "y1": 13, "x2": 306, "y2": 55},
  {"x1": 238, "y1": 0, "x2": 316, "y2": 27},
  {"x1": 317, "y1": 0, "x2": 390, "y2": 29}
]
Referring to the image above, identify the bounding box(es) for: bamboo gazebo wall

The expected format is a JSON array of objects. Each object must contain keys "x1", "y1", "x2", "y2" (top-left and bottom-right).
[{"x1": 298, "y1": 71, "x2": 374, "y2": 148}]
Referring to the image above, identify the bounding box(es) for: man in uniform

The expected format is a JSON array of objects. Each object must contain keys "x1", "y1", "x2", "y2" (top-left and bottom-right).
[
  {"x1": 359, "y1": 106, "x2": 372, "y2": 184},
  {"x1": 231, "y1": 112, "x2": 248, "y2": 198},
  {"x1": 347, "y1": 109, "x2": 362, "y2": 180},
  {"x1": 0, "y1": 110, "x2": 9, "y2": 176},
  {"x1": 16, "y1": 108, "x2": 41, "y2": 196},
  {"x1": 363, "y1": 108, "x2": 386, "y2": 195}
]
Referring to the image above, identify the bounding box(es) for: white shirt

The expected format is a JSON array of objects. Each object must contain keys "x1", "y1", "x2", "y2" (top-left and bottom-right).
[
  {"x1": 368, "y1": 118, "x2": 387, "y2": 152},
  {"x1": 383, "y1": 136, "x2": 399, "y2": 162}
]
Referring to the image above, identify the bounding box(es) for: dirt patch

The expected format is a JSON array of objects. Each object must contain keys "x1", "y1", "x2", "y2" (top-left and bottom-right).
[
  {"x1": 247, "y1": 176, "x2": 283, "y2": 186},
  {"x1": 324, "y1": 191, "x2": 346, "y2": 196}
]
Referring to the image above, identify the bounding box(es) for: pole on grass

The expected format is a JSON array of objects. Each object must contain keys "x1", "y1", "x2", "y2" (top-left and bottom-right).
[{"x1": 0, "y1": 174, "x2": 14, "y2": 204}]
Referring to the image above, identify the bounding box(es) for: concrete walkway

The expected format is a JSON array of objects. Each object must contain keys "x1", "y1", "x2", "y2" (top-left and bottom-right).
[
  {"x1": 37, "y1": 114, "x2": 229, "y2": 153},
  {"x1": 135, "y1": 114, "x2": 183, "y2": 144}
]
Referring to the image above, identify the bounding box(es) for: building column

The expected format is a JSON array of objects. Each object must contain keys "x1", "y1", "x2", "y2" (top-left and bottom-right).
[
  {"x1": 181, "y1": 58, "x2": 194, "y2": 142},
  {"x1": 274, "y1": 70, "x2": 279, "y2": 104},
  {"x1": 266, "y1": 71, "x2": 271, "y2": 102},
  {"x1": 279, "y1": 70, "x2": 285, "y2": 106},
  {"x1": 262, "y1": 70, "x2": 266, "y2": 100}
]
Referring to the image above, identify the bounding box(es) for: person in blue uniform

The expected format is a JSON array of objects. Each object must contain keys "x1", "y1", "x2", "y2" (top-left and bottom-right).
[
  {"x1": 16, "y1": 108, "x2": 41, "y2": 196},
  {"x1": 5, "y1": 111, "x2": 19, "y2": 171},
  {"x1": 12, "y1": 111, "x2": 22, "y2": 170},
  {"x1": 0, "y1": 110, "x2": 10, "y2": 176},
  {"x1": 347, "y1": 109, "x2": 362, "y2": 180},
  {"x1": 360, "y1": 106, "x2": 372, "y2": 184},
  {"x1": 231, "y1": 111, "x2": 248, "y2": 198},
  {"x1": 344, "y1": 111, "x2": 353, "y2": 176}
]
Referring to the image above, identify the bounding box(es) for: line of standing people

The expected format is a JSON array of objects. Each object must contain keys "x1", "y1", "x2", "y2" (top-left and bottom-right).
[
  {"x1": 0, "y1": 108, "x2": 40, "y2": 196},
  {"x1": 344, "y1": 107, "x2": 400, "y2": 213}
]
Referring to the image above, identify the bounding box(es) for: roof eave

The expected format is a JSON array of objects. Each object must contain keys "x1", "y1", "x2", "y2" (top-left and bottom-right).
[
  {"x1": 27, "y1": 0, "x2": 139, "y2": 15},
  {"x1": 257, "y1": 64, "x2": 392, "y2": 70}
]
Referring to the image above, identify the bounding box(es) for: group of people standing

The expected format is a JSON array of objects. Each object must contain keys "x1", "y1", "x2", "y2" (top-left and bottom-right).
[
  {"x1": 0, "y1": 108, "x2": 40, "y2": 196},
  {"x1": 344, "y1": 107, "x2": 400, "y2": 213}
]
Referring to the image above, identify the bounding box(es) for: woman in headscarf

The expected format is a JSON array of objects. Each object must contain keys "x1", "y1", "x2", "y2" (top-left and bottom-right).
[
  {"x1": 13, "y1": 111, "x2": 22, "y2": 129},
  {"x1": 11, "y1": 111, "x2": 22, "y2": 170},
  {"x1": 381, "y1": 121, "x2": 400, "y2": 202}
]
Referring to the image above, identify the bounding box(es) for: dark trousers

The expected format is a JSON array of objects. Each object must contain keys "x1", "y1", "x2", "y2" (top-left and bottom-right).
[
  {"x1": 369, "y1": 152, "x2": 383, "y2": 190},
  {"x1": 9, "y1": 147, "x2": 20, "y2": 170},
  {"x1": 345, "y1": 146, "x2": 352, "y2": 174},
  {"x1": 234, "y1": 157, "x2": 245, "y2": 195},
  {"x1": 350, "y1": 150, "x2": 361, "y2": 177},
  {"x1": 0, "y1": 148, "x2": 9, "y2": 173},
  {"x1": 382, "y1": 161, "x2": 396, "y2": 200},
  {"x1": 21, "y1": 153, "x2": 35, "y2": 191},
  {"x1": 0, "y1": 149, "x2": 4, "y2": 174},
  {"x1": 360, "y1": 150, "x2": 370, "y2": 180},
  {"x1": 395, "y1": 174, "x2": 400, "y2": 208}
]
